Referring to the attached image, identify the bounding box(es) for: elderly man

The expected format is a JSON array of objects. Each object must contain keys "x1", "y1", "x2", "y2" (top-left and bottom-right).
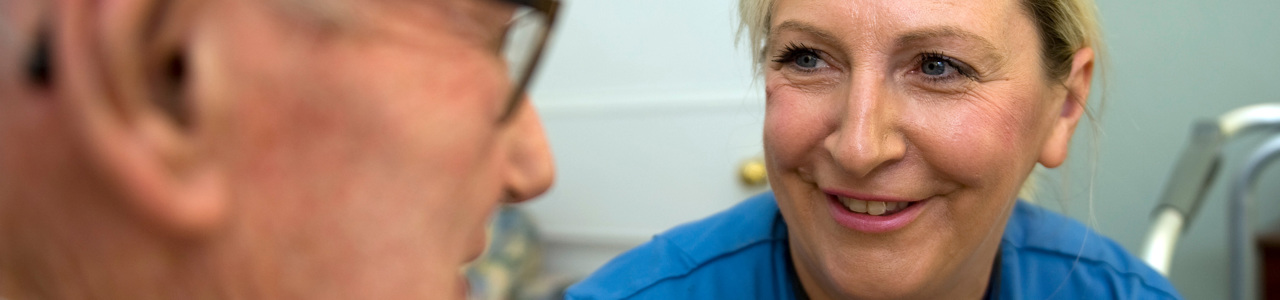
[{"x1": 0, "y1": 0, "x2": 557, "y2": 298}]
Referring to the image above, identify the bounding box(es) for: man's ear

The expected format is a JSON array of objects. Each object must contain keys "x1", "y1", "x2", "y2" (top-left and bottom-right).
[
  {"x1": 1039, "y1": 47, "x2": 1094, "y2": 168},
  {"x1": 57, "y1": 0, "x2": 226, "y2": 237}
]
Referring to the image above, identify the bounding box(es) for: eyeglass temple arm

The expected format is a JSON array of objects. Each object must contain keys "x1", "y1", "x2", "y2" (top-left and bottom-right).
[{"x1": 497, "y1": 0, "x2": 559, "y2": 14}]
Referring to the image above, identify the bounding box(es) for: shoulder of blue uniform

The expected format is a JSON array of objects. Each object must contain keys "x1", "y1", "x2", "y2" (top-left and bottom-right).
[
  {"x1": 658, "y1": 191, "x2": 786, "y2": 262},
  {"x1": 1001, "y1": 200, "x2": 1183, "y2": 299},
  {"x1": 565, "y1": 192, "x2": 786, "y2": 299}
]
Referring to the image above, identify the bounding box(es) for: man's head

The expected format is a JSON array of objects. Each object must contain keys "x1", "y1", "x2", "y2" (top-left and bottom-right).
[{"x1": 0, "y1": 0, "x2": 555, "y2": 298}]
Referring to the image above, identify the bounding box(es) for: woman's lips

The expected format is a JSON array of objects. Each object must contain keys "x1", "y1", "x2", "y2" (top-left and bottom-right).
[{"x1": 823, "y1": 192, "x2": 930, "y2": 233}]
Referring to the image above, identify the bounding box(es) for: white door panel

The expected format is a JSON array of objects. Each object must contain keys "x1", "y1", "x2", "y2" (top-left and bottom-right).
[{"x1": 525, "y1": 97, "x2": 767, "y2": 276}]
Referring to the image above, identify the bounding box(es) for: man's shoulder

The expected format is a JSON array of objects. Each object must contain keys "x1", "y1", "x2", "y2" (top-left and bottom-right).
[
  {"x1": 565, "y1": 192, "x2": 790, "y2": 299},
  {"x1": 1000, "y1": 201, "x2": 1182, "y2": 299}
]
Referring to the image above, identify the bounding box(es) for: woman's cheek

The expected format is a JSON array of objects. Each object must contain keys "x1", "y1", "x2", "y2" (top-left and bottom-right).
[
  {"x1": 904, "y1": 95, "x2": 1042, "y2": 189},
  {"x1": 764, "y1": 85, "x2": 833, "y2": 171}
]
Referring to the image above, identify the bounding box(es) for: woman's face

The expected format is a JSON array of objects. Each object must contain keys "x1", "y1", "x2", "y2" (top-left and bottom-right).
[{"x1": 762, "y1": 0, "x2": 1090, "y2": 298}]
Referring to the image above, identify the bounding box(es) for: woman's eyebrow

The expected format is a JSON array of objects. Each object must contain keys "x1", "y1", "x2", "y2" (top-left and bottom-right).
[
  {"x1": 896, "y1": 26, "x2": 1007, "y2": 65},
  {"x1": 770, "y1": 20, "x2": 847, "y2": 52}
]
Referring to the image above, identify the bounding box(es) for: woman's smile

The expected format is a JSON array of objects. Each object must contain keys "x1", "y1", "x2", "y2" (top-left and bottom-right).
[
  {"x1": 825, "y1": 193, "x2": 931, "y2": 233},
  {"x1": 832, "y1": 195, "x2": 915, "y2": 216}
]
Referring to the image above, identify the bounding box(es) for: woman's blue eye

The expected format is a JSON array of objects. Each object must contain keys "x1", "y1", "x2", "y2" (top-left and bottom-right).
[
  {"x1": 771, "y1": 43, "x2": 828, "y2": 71},
  {"x1": 917, "y1": 53, "x2": 979, "y2": 81},
  {"x1": 922, "y1": 59, "x2": 947, "y2": 76},
  {"x1": 795, "y1": 53, "x2": 821, "y2": 69}
]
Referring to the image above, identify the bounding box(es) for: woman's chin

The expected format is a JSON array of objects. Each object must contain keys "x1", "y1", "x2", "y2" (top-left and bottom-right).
[
  {"x1": 821, "y1": 259, "x2": 933, "y2": 299},
  {"x1": 800, "y1": 236, "x2": 947, "y2": 299}
]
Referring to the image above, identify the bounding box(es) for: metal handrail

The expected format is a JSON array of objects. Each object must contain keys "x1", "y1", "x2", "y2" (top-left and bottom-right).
[
  {"x1": 1228, "y1": 134, "x2": 1280, "y2": 300},
  {"x1": 1139, "y1": 103, "x2": 1280, "y2": 300}
]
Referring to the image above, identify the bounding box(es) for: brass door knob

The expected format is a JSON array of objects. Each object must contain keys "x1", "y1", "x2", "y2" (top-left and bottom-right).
[{"x1": 739, "y1": 158, "x2": 768, "y2": 187}]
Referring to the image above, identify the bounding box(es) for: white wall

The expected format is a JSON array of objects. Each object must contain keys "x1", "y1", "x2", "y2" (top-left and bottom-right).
[
  {"x1": 522, "y1": 0, "x2": 1280, "y2": 299},
  {"x1": 524, "y1": 0, "x2": 767, "y2": 276}
]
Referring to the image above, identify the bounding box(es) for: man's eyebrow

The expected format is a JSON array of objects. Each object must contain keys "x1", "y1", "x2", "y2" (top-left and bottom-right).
[
  {"x1": 770, "y1": 20, "x2": 847, "y2": 52},
  {"x1": 896, "y1": 26, "x2": 1006, "y2": 63}
]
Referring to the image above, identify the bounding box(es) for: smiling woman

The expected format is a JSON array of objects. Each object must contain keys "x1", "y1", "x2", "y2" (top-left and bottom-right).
[{"x1": 566, "y1": 0, "x2": 1180, "y2": 299}]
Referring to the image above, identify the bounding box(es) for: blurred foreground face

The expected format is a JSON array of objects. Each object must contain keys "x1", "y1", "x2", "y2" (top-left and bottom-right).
[
  {"x1": 0, "y1": 0, "x2": 554, "y2": 298},
  {"x1": 761, "y1": 0, "x2": 1091, "y2": 298}
]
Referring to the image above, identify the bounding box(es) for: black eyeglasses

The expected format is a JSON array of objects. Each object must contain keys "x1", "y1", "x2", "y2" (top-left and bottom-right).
[{"x1": 495, "y1": 0, "x2": 560, "y2": 122}]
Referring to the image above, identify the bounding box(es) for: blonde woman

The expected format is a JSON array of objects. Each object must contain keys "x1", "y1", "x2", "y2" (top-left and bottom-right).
[{"x1": 567, "y1": 0, "x2": 1180, "y2": 298}]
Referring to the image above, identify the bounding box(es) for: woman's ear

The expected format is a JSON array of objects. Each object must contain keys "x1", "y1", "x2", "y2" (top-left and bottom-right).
[
  {"x1": 1039, "y1": 47, "x2": 1094, "y2": 168},
  {"x1": 58, "y1": 0, "x2": 226, "y2": 237}
]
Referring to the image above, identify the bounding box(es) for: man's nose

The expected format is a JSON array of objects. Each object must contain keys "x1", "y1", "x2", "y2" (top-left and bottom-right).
[
  {"x1": 823, "y1": 78, "x2": 906, "y2": 178},
  {"x1": 502, "y1": 99, "x2": 555, "y2": 203}
]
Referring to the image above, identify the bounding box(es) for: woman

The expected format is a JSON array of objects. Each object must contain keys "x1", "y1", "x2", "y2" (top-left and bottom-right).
[{"x1": 566, "y1": 0, "x2": 1180, "y2": 299}]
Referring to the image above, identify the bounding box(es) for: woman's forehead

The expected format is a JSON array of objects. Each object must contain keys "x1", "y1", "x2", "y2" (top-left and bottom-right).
[{"x1": 768, "y1": 0, "x2": 1034, "y2": 51}]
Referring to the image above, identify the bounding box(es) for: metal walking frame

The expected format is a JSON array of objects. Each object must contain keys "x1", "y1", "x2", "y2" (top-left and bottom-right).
[{"x1": 1139, "y1": 103, "x2": 1280, "y2": 300}]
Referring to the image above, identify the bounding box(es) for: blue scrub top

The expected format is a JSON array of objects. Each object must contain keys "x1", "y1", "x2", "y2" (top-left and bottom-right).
[{"x1": 566, "y1": 192, "x2": 1182, "y2": 299}]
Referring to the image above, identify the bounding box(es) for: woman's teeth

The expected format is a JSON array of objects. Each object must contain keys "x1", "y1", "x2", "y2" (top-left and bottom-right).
[{"x1": 838, "y1": 196, "x2": 909, "y2": 216}]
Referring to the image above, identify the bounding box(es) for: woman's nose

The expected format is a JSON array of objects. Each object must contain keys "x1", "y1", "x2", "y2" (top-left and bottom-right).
[
  {"x1": 823, "y1": 79, "x2": 906, "y2": 178},
  {"x1": 502, "y1": 100, "x2": 556, "y2": 203}
]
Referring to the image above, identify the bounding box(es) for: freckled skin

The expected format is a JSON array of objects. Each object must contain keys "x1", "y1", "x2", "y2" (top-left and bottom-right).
[{"x1": 761, "y1": 0, "x2": 1085, "y2": 299}]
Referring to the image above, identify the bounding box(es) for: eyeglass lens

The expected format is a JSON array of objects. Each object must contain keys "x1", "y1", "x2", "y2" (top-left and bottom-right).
[{"x1": 503, "y1": 7, "x2": 548, "y2": 90}]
